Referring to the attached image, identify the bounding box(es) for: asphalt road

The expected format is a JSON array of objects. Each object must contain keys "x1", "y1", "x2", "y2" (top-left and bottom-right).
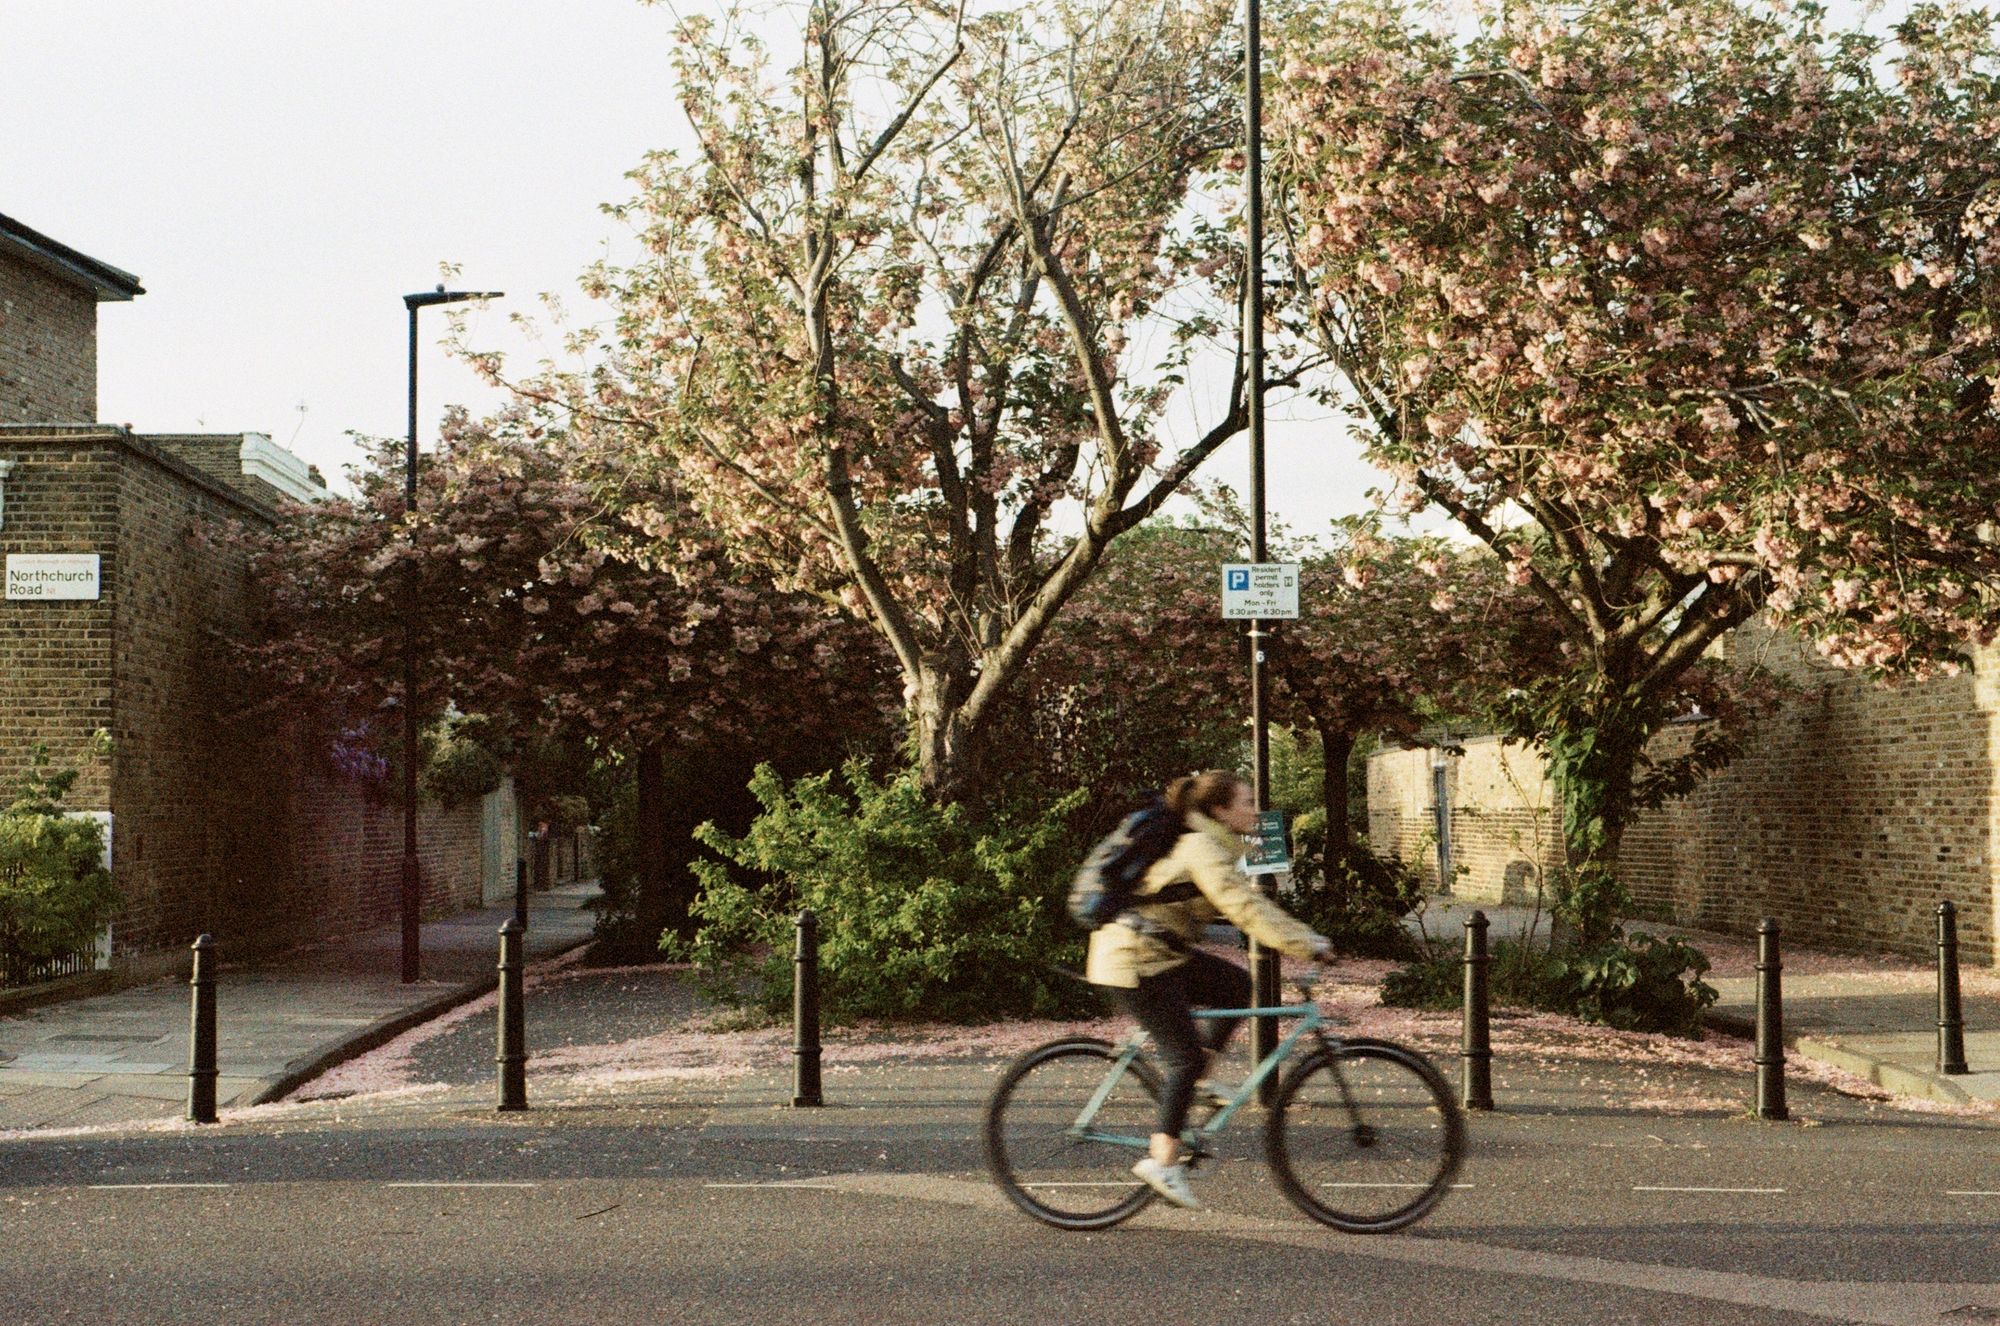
[{"x1": 4, "y1": 1056, "x2": 1997, "y2": 1326}]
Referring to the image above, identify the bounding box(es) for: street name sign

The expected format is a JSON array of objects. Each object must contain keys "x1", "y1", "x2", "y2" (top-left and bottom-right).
[
  {"x1": 5, "y1": 554, "x2": 100, "y2": 601},
  {"x1": 1221, "y1": 562, "x2": 1300, "y2": 619}
]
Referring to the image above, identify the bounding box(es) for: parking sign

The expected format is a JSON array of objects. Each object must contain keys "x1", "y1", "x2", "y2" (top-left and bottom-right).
[{"x1": 1220, "y1": 563, "x2": 1300, "y2": 619}]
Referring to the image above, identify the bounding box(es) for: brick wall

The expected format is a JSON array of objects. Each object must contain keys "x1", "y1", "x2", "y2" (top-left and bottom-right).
[
  {"x1": 1367, "y1": 644, "x2": 1999, "y2": 966},
  {"x1": 0, "y1": 435, "x2": 116, "y2": 803},
  {"x1": 2, "y1": 431, "x2": 499, "y2": 961},
  {"x1": 0, "y1": 249, "x2": 95, "y2": 423},
  {"x1": 280, "y1": 770, "x2": 489, "y2": 943},
  {"x1": 1620, "y1": 648, "x2": 1996, "y2": 966},
  {"x1": 148, "y1": 436, "x2": 293, "y2": 508},
  {"x1": 1368, "y1": 738, "x2": 1567, "y2": 908}
]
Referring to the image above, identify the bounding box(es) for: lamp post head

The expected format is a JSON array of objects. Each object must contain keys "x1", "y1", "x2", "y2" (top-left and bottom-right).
[{"x1": 403, "y1": 285, "x2": 504, "y2": 309}]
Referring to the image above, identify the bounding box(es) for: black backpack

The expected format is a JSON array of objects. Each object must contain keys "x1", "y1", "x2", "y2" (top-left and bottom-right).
[{"x1": 1067, "y1": 796, "x2": 1191, "y2": 930}]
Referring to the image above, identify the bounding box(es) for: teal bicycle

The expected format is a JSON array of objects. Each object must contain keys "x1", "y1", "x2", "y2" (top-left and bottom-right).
[{"x1": 983, "y1": 972, "x2": 1465, "y2": 1232}]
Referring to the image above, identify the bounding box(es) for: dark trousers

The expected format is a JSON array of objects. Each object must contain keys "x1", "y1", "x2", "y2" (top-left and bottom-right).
[{"x1": 1112, "y1": 950, "x2": 1253, "y2": 1139}]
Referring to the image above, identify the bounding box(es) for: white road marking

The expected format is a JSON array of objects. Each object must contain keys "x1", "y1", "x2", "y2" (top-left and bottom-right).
[
  {"x1": 1946, "y1": 1191, "x2": 2000, "y2": 1197},
  {"x1": 1632, "y1": 1186, "x2": 1785, "y2": 1194},
  {"x1": 384, "y1": 1182, "x2": 539, "y2": 1189},
  {"x1": 88, "y1": 1183, "x2": 230, "y2": 1190},
  {"x1": 1320, "y1": 1182, "x2": 1475, "y2": 1189}
]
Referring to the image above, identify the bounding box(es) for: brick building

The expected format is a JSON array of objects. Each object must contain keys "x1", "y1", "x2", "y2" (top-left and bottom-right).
[
  {"x1": 1367, "y1": 633, "x2": 2000, "y2": 967},
  {"x1": 1, "y1": 212, "x2": 522, "y2": 973}
]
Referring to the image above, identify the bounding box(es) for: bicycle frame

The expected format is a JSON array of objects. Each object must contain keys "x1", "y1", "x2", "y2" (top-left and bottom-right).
[{"x1": 1068, "y1": 992, "x2": 1331, "y2": 1149}]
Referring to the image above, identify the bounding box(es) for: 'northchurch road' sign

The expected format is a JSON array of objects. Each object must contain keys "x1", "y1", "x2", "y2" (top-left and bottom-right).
[{"x1": 5, "y1": 554, "x2": 101, "y2": 601}]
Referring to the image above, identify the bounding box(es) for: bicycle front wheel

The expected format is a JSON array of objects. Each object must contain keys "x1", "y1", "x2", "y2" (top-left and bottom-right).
[
  {"x1": 1265, "y1": 1039, "x2": 1465, "y2": 1233},
  {"x1": 983, "y1": 1037, "x2": 1160, "y2": 1230}
]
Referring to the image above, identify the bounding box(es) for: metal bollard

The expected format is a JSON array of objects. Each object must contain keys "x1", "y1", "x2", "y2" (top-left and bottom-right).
[
  {"x1": 497, "y1": 919, "x2": 527, "y2": 1111},
  {"x1": 514, "y1": 858, "x2": 528, "y2": 931},
  {"x1": 1462, "y1": 911, "x2": 1494, "y2": 1111},
  {"x1": 188, "y1": 934, "x2": 218, "y2": 1124},
  {"x1": 1754, "y1": 918, "x2": 1788, "y2": 1121},
  {"x1": 792, "y1": 910, "x2": 823, "y2": 1107},
  {"x1": 1938, "y1": 900, "x2": 1969, "y2": 1076}
]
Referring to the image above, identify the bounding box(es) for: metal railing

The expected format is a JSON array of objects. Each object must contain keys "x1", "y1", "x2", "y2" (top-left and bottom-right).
[{"x1": 0, "y1": 940, "x2": 99, "y2": 989}]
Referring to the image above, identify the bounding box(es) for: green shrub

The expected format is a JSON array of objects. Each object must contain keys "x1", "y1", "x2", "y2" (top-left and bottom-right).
[
  {"x1": 1380, "y1": 929, "x2": 1717, "y2": 1037},
  {"x1": 1, "y1": 736, "x2": 118, "y2": 981},
  {"x1": 667, "y1": 760, "x2": 1096, "y2": 1024},
  {"x1": 1287, "y1": 844, "x2": 1424, "y2": 959},
  {"x1": 418, "y1": 713, "x2": 507, "y2": 805}
]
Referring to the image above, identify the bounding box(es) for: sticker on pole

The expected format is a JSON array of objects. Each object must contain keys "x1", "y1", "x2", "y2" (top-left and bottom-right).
[
  {"x1": 1221, "y1": 562, "x2": 1299, "y2": 619},
  {"x1": 1243, "y1": 811, "x2": 1292, "y2": 877}
]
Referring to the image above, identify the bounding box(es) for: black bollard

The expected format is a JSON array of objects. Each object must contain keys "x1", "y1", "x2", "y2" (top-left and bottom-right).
[
  {"x1": 1462, "y1": 911, "x2": 1494, "y2": 1111},
  {"x1": 1938, "y1": 900, "x2": 1969, "y2": 1076},
  {"x1": 497, "y1": 919, "x2": 527, "y2": 1111},
  {"x1": 188, "y1": 934, "x2": 218, "y2": 1124},
  {"x1": 514, "y1": 858, "x2": 528, "y2": 931},
  {"x1": 793, "y1": 910, "x2": 823, "y2": 1108},
  {"x1": 1754, "y1": 918, "x2": 1788, "y2": 1121}
]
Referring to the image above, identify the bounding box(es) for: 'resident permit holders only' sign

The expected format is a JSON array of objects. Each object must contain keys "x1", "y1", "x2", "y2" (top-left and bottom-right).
[
  {"x1": 5, "y1": 554, "x2": 101, "y2": 601},
  {"x1": 1220, "y1": 562, "x2": 1300, "y2": 620}
]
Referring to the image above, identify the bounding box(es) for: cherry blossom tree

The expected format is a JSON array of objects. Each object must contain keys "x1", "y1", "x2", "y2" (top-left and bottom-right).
[
  {"x1": 229, "y1": 429, "x2": 898, "y2": 939},
  {"x1": 1014, "y1": 512, "x2": 1561, "y2": 858},
  {"x1": 1273, "y1": 0, "x2": 2000, "y2": 937},
  {"x1": 486, "y1": 0, "x2": 1284, "y2": 803},
  {"x1": 235, "y1": 431, "x2": 889, "y2": 763}
]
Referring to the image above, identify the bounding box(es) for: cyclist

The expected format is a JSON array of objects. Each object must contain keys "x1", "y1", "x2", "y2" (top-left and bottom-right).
[{"x1": 1087, "y1": 769, "x2": 1335, "y2": 1210}]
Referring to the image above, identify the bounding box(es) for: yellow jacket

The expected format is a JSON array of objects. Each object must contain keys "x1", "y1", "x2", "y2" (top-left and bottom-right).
[{"x1": 1084, "y1": 811, "x2": 1326, "y2": 988}]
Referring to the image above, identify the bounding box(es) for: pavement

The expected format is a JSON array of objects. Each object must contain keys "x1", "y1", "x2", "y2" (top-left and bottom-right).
[
  {"x1": 0, "y1": 887, "x2": 1995, "y2": 1138},
  {"x1": 1412, "y1": 899, "x2": 2000, "y2": 1110},
  {"x1": 0, "y1": 881, "x2": 598, "y2": 1132}
]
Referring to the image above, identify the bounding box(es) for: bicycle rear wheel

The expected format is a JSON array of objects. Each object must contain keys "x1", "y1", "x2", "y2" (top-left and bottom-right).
[
  {"x1": 1265, "y1": 1039, "x2": 1465, "y2": 1233},
  {"x1": 984, "y1": 1037, "x2": 1161, "y2": 1230}
]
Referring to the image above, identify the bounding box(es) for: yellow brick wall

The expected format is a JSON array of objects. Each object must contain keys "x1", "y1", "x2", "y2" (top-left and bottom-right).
[{"x1": 1367, "y1": 644, "x2": 1999, "y2": 965}]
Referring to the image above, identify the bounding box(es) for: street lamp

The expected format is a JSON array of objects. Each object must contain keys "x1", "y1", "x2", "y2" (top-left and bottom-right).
[{"x1": 399, "y1": 284, "x2": 502, "y2": 983}]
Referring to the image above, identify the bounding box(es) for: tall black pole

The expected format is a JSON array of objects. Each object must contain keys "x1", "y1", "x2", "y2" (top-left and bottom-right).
[
  {"x1": 1244, "y1": 0, "x2": 1279, "y2": 1104},
  {"x1": 401, "y1": 303, "x2": 422, "y2": 985},
  {"x1": 397, "y1": 286, "x2": 502, "y2": 983}
]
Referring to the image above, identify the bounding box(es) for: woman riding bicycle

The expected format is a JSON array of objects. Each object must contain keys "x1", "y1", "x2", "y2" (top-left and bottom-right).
[{"x1": 1087, "y1": 769, "x2": 1335, "y2": 1210}]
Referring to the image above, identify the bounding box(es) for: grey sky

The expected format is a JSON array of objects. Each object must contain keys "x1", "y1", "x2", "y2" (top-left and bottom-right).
[{"x1": 3, "y1": 0, "x2": 1392, "y2": 531}]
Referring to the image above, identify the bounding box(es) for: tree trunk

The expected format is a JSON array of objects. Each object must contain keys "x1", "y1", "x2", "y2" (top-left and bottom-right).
[
  {"x1": 635, "y1": 742, "x2": 671, "y2": 936},
  {"x1": 1550, "y1": 691, "x2": 1646, "y2": 947},
  {"x1": 1319, "y1": 725, "x2": 1356, "y2": 888},
  {"x1": 910, "y1": 655, "x2": 984, "y2": 804}
]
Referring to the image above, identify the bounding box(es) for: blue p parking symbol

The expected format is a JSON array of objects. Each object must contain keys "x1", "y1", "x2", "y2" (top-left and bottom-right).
[{"x1": 1226, "y1": 569, "x2": 1250, "y2": 592}]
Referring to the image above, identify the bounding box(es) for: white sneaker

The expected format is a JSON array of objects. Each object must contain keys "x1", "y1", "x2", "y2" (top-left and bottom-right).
[{"x1": 1131, "y1": 1156, "x2": 1203, "y2": 1210}]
